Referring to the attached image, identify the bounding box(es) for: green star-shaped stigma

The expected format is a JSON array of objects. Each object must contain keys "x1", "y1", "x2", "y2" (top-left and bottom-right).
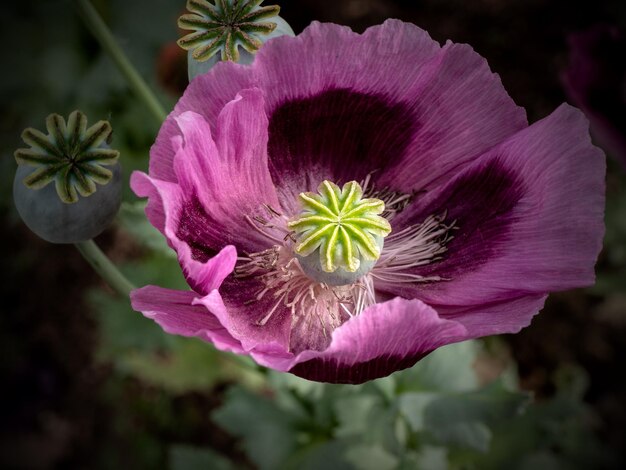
[
  {"x1": 288, "y1": 180, "x2": 392, "y2": 273},
  {"x1": 177, "y1": 0, "x2": 280, "y2": 62},
  {"x1": 14, "y1": 111, "x2": 120, "y2": 204}
]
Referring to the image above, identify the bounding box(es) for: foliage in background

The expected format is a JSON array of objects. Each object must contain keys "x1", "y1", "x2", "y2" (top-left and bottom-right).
[{"x1": 0, "y1": 0, "x2": 179, "y2": 210}]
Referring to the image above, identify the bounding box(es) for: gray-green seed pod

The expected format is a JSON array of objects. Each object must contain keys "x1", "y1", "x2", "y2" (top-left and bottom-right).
[
  {"x1": 177, "y1": 0, "x2": 295, "y2": 81},
  {"x1": 13, "y1": 111, "x2": 122, "y2": 244},
  {"x1": 14, "y1": 163, "x2": 122, "y2": 243}
]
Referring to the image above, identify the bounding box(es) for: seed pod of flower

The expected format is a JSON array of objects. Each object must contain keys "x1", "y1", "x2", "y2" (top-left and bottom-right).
[
  {"x1": 177, "y1": 0, "x2": 294, "y2": 81},
  {"x1": 288, "y1": 180, "x2": 392, "y2": 286},
  {"x1": 13, "y1": 111, "x2": 122, "y2": 244}
]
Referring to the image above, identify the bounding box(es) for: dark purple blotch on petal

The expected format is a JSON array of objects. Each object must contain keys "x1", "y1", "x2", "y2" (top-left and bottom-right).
[
  {"x1": 267, "y1": 88, "x2": 419, "y2": 187},
  {"x1": 176, "y1": 194, "x2": 220, "y2": 263},
  {"x1": 289, "y1": 351, "x2": 430, "y2": 384},
  {"x1": 408, "y1": 158, "x2": 524, "y2": 281},
  {"x1": 175, "y1": 191, "x2": 270, "y2": 267}
]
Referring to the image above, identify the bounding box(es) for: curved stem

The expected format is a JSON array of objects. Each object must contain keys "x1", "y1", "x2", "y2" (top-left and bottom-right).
[
  {"x1": 75, "y1": 240, "x2": 135, "y2": 297},
  {"x1": 75, "y1": 0, "x2": 168, "y2": 123}
]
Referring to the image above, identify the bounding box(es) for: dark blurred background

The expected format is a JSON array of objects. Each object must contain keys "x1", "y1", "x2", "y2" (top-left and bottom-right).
[{"x1": 1, "y1": 0, "x2": 625, "y2": 468}]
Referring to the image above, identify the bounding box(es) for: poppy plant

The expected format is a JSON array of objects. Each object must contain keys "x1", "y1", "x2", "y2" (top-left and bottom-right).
[{"x1": 131, "y1": 20, "x2": 605, "y2": 384}]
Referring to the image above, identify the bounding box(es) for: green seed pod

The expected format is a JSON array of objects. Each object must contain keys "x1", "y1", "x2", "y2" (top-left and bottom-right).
[
  {"x1": 178, "y1": 0, "x2": 295, "y2": 80},
  {"x1": 13, "y1": 111, "x2": 122, "y2": 243},
  {"x1": 288, "y1": 180, "x2": 392, "y2": 286}
]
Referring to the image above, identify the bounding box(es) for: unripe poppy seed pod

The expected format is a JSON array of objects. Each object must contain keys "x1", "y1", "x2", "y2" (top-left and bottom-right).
[
  {"x1": 177, "y1": 0, "x2": 295, "y2": 81},
  {"x1": 13, "y1": 111, "x2": 122, "y2": 244}
]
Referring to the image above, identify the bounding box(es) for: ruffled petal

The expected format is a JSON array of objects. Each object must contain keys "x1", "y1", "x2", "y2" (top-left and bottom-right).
[
  {"x1": 131, "y1": 288, "x2": 546, "y2": 384},
  {"x1": 149, "y1": 66, "x2": 254, "y2": 183},
  {"x1": 170, "y1": 89, "x2": 284, "y2": 253},
  {"x1": 149, "y1": 20, "x2": 440, "y2": 186},
  {"x1": 148, "y1": 21, "x2": 524, "y2": 216},
  {"x1": 261, "y1": 21, "x2": 525, "y2": 212},
  {"x1": 131, "y1": 170, "x2": 167, "y2": 235},
  {"x1": 193, "y1": 285, "x2": 293, "y2": 357},
  {"x1": 259, "y1": 22, "x2": 526, "y2": 202},
  {"x1": 257, "y1": 20, "x2": 441, "y2": 212},
  {"x1": 173, "y1": 89, "x2": 280, "y2": 215},
  {"x1": 376, "y1": 41, "x2": 527, "y2": 193},
  {"x1": 437, "y1": 294, "x2": 548, "y2": 338},
  {"x1": 132, "y1": 89, "x2": 286, "y2": 292},
  {"x1": 130, "y1": 172, "x2": 237, "y2": 294},
  {"x1": 130, "y1": 285, "x2": 243, "y2": 353},
  {"x1": 378, "y1": 104, "x2": 605, "y2": 306},
  {"x1": 284, "y1": 298, "x2": 467, "y2": 384}
]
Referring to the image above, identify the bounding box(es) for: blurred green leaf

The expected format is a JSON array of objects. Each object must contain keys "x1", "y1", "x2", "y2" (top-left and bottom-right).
[
  {"x1": 268, "y1": 370, "x2": 326, "y2": 399},
  {"x1": 285, "y1": 440, "x2": 353, "y2": 470},
  {"x1": 454, "y1": 367, "x2": 616, "y2": 470},
  {"x1": 397, "y1": 392, "x2": 438, "y2": 432},
  {"x1": 433, "y1": 421, "x2": 492, "y2": 453},
  {"x1": 90, "y1": 253, "x2": 188, "y2": 360},
  {"x1": 90, "y1": 288, "x2": 174, "y2": 356},
  {"x1": 363, "y1": 404, "x2": 405, "y2": 455},
  {"x1": 396, "y1": 340, "x2": 480, "y2": 393},
  {"x1": 212, "y1": 387, "x2": 301, "y2": 470},
  {"x1": 344, "y1": 444, "x2": 398, "y2": 470},
  {"x1": 405, "y1": 446, "x2": 448, "y2": 470},
  {"x1": 373, "y1": 375, "x2": 397, "y2": 401},
  {"x1": 116, "y1": 338, "x2": 262, "y2": 394},
  {"x1": 334, "y1": 394, "x2": 383, "y2": 438},
  {"x1": 424, "y1": 380, "x2": 530, "y2": 430},
  {"x1": 121, "y1": 252, "x2": 189, "y2": 290},
  {"x1": 422, "y1": 381, "x2": 529, "y2": 452}
]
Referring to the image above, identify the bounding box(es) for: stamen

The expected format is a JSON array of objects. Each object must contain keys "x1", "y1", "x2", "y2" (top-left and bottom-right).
[
  {"x1": 257, "y1": 294, "x2": 286, "y2": 326},
  {"x1": 235, "y1": 245, "x2": 377, "y2": 344},
  {"x1": 243, "y1": 203, "x2": 290, "y2": 244},
  {"x1": 372, "y1": 212, "x2": 456, "y2": 284},
  {"x1": 263, "y1": 203, "x2": 283, "y2": 218},
  {"x1": 360, "y1": 170, "x2": 416, "y2": 220}
]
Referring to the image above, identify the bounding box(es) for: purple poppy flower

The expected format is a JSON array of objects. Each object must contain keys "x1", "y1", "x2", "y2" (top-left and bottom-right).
[{"x1": 130, "y1": 20, "x2": 605, "y2": 384}]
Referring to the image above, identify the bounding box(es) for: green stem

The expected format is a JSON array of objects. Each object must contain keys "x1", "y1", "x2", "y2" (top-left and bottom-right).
[
  {"x1": 75, "y1": 240, "x2": 135, "y2": 297},
  {"x1": 75, "y1": 0, "x2": 168, "y2": 123}
]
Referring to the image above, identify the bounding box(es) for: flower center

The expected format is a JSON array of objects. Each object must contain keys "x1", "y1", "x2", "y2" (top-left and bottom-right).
[
  {"x1": 287, "y1": 180, "x2": 391, "y2": 286},
  {"x1": 234, "y1": 182, "x2": 453, "y2": 351}
]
